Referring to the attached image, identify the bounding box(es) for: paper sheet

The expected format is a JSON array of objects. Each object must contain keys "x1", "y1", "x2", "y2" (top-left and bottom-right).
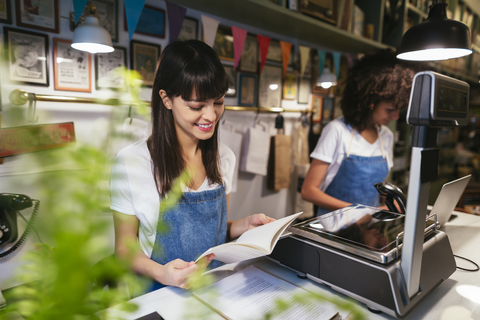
[{"x1": 193, "y1": 266, "x2": 345, "y2": 320}]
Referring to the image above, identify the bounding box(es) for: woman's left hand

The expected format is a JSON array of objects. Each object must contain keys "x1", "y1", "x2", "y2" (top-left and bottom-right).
[{"x1": 246, "y1": 213, "x2": 276, "y2": 231}]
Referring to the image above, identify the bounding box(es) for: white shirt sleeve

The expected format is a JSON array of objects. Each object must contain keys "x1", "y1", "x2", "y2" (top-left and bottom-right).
[
  {"x1": 110, "y1": 151, "x2": 136, "y2": 215},
  {"x1": 219, "y1": 143, "x2": 236, "y2": 195},
  {"x1": 310, "y1": 120, "x2": 344, "y2": 164}
]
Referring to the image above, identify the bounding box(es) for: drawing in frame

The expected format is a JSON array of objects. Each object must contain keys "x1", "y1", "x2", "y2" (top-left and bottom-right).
[
  {"x1": 266, "y1": 40, "x2": 282, "y2": 63},
  {"x1": 15, "y1": 0, "x2": 59, "y2": 33},
  {"x1": 259, "y1": 64, "x2": 282, "y2": 108},
  {"x1": 224, "y1": 65, "x2": 237, "y2": 97},
  {"x1": 0, "y1": 0, "x2": 12, "y2": 24},
  {"x1": 213, "y1": 25, "x2": 234, "y2": 61},
  {"x1": 297, "y1": 77, "x2": 310, "y2": 104},
  {"x1": 124, "y1": 5, "x2": 165, "y2": 39},
  {"x1": 238, "y1": 73, "x2": 258, "y2": 107},
  {"x1": 95, "y1": 46, "x2": 127, "y2": 90},
  {"x1": 283, "y1": 72, "x2": 298, "y2": 100},
  {"x1": 130, "y1": 40, "x2": 160, "y2": 87},
  {"x1": 53, "y1": 38, "x2": 92, "y2": 92},
  {"x1": 91, "y1": 0, "x2": 118, "y2": 42},
  {"x1": 4, "y1": 27, "x2": 49, "y2": 86},
  {"x1": 178, "y1": 17, "x2": 198, "y2": 41},
  {"x1": 322, "y1": 96, "x2": 335, "y2": 124},
  {"x1": 239, "y1": 34, "x2": 258, "y2": 73},
  {"x1": 311, "y1": 94, "x2": 323, "y2": 123}
]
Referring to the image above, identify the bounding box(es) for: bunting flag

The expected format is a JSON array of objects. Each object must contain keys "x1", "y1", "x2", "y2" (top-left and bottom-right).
[
  {"x1": 299, "y1": 46, "x2": 310, "y2": 77},
  {"x1": 201, "y1": 15, "x2": 220, "y2": 47},
  {"x1": 280, "y1": 41, "x2": 292, "y2": 77},
  {"x1": 317, "y1": 49, "x2": 326, "y2": 78},
  {"x1": 166, "y1": 1, "x2": 187, "y2": 42},
  {"x1": 257, "y1": 35, "x2": 271, "y2": 73},
  {"x1": 73, "y1": 0, "x2": 89, "y2": 25},
  {"x1": 124, "y1": 0, "x2": 146, "y2": 41},
  {"x1": 332, "y1": 52, "x2": 341, "y2": 79},
  {"x1": 232, "y1": 26, "x2": 248, "y2": 70}
]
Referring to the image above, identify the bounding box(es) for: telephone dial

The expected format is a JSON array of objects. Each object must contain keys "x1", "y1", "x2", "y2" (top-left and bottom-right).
[{"x1": 0, "y1": 193, "x2": 40, "y2": 258}]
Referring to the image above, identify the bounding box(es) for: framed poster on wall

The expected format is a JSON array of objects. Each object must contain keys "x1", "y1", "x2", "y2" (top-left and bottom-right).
[
  {"x1": 125, "y1": 5, "x2": 165, "y2": 39},
  {"x1": 224, "y1": 65, "x2": 237, "y2": 97},
  {"x1": 311, "y1": 94, "x2": 323, "y2": 123},
  {"x1": 297, "y1": 77, "x2": 310, "y2": 104},
  {"x1": 95, "y1": 46, "x2": 127, "y2": 90},
  {"x1": 15, "y1": 0, "x2": 59, "y2": 33},
  {"x1": 238, "y1": 73, "x2": 258, "y2": 107},
  {"x1": 0, "y1": 0, "x2": 12, "y2": 24},
  {"x1": 213, "y1": 25, "x2": 234, "y2": 61},
  {"x1": 92, "y1": 0, "x2": 118, "y2": 42},
  {"x1": 259, "y1": 64, "x2": 282, "y2": 108},
  {"x1": 53, "y1": 38, "x2": 92, "y2": 92},
  {"x1": 239, "y1": 35, "x2": 258, "y2": 73},
  {"x1": 130, "y1": 40, "x2": 161, "y2": 87},
  {"x1": 283, "y1": 72, "x2": 298, "y2": 100},
  {"x1": 178, "y1": 17, "x2": 198, "y2": 41}
]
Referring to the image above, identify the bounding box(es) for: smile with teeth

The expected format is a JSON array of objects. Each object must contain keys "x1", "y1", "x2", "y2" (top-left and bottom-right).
[{"x1": 196, "y1": 122, "x2": 214, "y2": 131}]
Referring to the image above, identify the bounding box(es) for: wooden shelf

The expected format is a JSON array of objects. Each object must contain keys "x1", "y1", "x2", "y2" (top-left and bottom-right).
[{"x1": 173, "y1": 0, "x2": 391, "y2": 53}]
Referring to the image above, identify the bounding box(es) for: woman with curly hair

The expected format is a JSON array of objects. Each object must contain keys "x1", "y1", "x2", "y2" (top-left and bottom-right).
[{"x1": 302, "y1": 49, "x2": 417, "y2": 216}]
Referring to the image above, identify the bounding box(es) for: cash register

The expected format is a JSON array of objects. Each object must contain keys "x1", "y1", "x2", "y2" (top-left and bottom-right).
[{"x1": 269, "y1": 71, "x2": 470, "y2": 318}]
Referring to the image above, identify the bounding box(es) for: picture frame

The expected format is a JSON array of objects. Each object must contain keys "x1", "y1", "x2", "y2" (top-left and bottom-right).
[
  {"x1": 130, "y1": 40, "x2": 161, "y2": 87},
  {"x1": 0, "y1": 0, "x2": 12, "y2": 24},
  {"x1": 238, "y1": 73, "x2": 258, "y2": 107},
  {"x1": 178, "y1": 17, "x2": 198, "y2": 41},
  {"x1": 15, "y1": 0, "x2": 59, "y2": 33},
  {"x1": 224, "y1": 65, "x2": 237, "y2": 97},
  {"x1": 266, "y1": 40, "x2": 282, "y2": 63},
  {"x1": 283, "y1": 72, "x2": 298, "y2": 100},
  {"x1": 299, "y1": 0, "x2": 337, "y2": 25},
  {"x1": 4, "y1": 27, "x2": 49, "y2": 86},
  {"x1": 297, "y1": 77, "x2": 310, "y2": 104},
  {"x1": 322, "y1": 97, "x2": 335, "y2": 124},
  {"x1": 239, "y1": 34, "x2": 259, "y2": 73},
  {"x1": 213, "y1": 25, "x2": 234, "y2": 61},
  {"x1": 124, "y1": 5, "x2": 165, "y2": 39},
  {"x1": 259, "y1": 64, "x2": 282, "y2": 108},
  {"x1": 311, "y1": 94, "x2": 323, "y2": 123},
  {"x1": 92, "y1": 0, "x2": 118, "y2": 43},
  {"x1": 53, "y1": 38, "x2": 92, "y2": 92},
  {"x1": 95, "y1": 46, "x2": 127, "y2": 90}
]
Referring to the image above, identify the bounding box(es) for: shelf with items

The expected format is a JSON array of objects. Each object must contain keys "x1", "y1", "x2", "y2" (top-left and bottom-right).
[{"x1": 172, "y1": 0, "x2": 391, "y2": 54}]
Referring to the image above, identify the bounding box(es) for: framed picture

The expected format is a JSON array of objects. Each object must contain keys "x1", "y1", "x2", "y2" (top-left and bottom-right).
[
  {"x1": 299, "y1": 0, "x2": 337, "y2": 25},
  {"x1": 224, "y1": 65, "x2": 237, "y2": 97},
  {"x1": 298, "y1": 77, "x2": 310, "y2": 104},
  {"x1": 125, "y1": 5, "x2": 165, "y2": 39},
  {"x1": 266, "y1": 40, "x2": 282, "y2": 63},
  {"x1": 53, "y1": 38, "x2": 92, "y2": 92},
  {"x1": 311, "y1": 94, "x2": 323, "y2": 123},
  {"x1": 15, "y1": 0, "x2": 59, "y2": 33},
  {"x1": 213, "y1": 25, "x2": 234, "y2": 61},
  {"x1": 93, "y1": 0, "x2": 118, "y2": 42},
  {"x1": 238, "y1": 73, "x2": 258, "y2": 107},
  {"x1": 239, "y1": 35, "x2": 258, "y2": 73},
  {"x1": 283, "y1": 72, "x2": 298, "y2": 100},
  {"x1": 322, "y1": 97, "x2": 335, "y2": 123},
  {"x1": 259, "y1": 65, "x2": 282, "y2": 108},
  {"x1": 178, "y1": 17, "x2": 198, "y2": 41},
  {"x1": 95, "y1": 46, "x2": 127, "y2": 90},
  {"x1": 130, "y1": 40, "x2": 160, "y2": 87},
  {"x1": 4, "y1": 27, "x2": 49, "y2": 86},
  {"x1": 0, "y1": 0, "x2": 12, "y2": 24}
]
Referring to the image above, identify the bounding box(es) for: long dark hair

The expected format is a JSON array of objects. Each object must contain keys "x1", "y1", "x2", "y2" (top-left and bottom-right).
[
  {"x1": 148, "y1": 40, "x2": 229, "y2": 197},
  {"x1": 341, "y1": 49, "x2": 418, "y2": 131}
]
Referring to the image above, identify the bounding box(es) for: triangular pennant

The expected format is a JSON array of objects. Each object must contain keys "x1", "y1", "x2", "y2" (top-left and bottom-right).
[
  {"x1": 317, "y1": 50, "x2": 326, "y2": 78},
  {"x1": 73, "y1": 0, "x2": 89, "y2": 25},
  {"x1": 332, "y1": 52, "x2": 341, "y2": 79},
  {"x1": 124, "y1": 0, "x2": 146, "y2": 41},
  {"x1": 280, "y1": 41, "x2": 292, "y2": 78},
  {"x1": 201, "y1": 15, "x2": 220, "y2": 47},
  {"x1": 166, "y1": 1, "x2": 187, "y2": 42},
  {"x1": 257, "y1": 35, "x2": 271, "y2": 73},
  {"x1": 299, "y1": 46, "x2": 310, "y2": 77},
  {"x1": 232, "y1": 26, "x2": 248, "y2": 70}
]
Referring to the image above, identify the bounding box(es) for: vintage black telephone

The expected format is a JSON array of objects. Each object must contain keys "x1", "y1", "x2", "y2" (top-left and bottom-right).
[
  {"x1": 374, "y1": 182, "x2": 407, "y2": 214},
  {"x1": 0, "y1": 193, "x2": 40, "y2": 258}
]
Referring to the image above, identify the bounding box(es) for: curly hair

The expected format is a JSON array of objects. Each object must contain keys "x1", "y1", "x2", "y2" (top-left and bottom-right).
[{"x1": 341, "y1": 49, "x2": 419, "y2": 131}]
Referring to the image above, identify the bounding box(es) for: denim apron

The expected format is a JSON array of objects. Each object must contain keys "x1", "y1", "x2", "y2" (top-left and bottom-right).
[
  {"x1": 317, "y1": 130, "x2": 389, "y2": 216},
  {"x1": 149, "y1": 184, "x2": 227, "y2": 291}
]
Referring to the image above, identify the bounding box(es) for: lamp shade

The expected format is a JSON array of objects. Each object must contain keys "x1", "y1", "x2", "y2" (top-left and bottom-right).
[
  {"x1": 72, "y1": 16, "x2": 114, "y2": 54},
  {"x1": 316, "y1": 68, "x2": 337, "y2": 89},
  {"x1": 397, "y1": 3, "x2": 472, "y2": 61}
]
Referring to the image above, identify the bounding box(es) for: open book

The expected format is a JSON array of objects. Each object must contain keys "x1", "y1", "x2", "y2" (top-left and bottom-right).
[{"x1": 196, "y1": 212, "x2": 302, "y2": 264}]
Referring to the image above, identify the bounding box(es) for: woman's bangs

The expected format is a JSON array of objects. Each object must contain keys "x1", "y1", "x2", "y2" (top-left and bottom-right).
[{"x1": 179, "y1": 62, "x2": 228, "y2": 101}]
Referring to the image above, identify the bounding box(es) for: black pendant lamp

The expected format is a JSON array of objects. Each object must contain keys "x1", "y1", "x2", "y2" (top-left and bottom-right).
[{"x1": 397, "y1": 0, "x2": 472, "y2": 61}]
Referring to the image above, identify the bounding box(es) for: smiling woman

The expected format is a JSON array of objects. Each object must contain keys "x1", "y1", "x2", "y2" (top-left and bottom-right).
[{"x1": 110, "y1": 40, "x2": 275, "y2": 293}]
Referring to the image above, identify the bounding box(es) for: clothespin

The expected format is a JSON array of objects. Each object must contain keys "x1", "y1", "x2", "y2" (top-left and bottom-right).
[{"x1": 275, "y1": 112, "x2": 284, "y2": 135}]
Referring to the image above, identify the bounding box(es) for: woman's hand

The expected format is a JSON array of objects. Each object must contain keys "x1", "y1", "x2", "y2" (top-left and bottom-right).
[
  {"x1": 159, "y1": 254, "x2": 214, "y2": 289},
  {"x1": 245, "y1": 213, "x2": 276, "y2": 231}
]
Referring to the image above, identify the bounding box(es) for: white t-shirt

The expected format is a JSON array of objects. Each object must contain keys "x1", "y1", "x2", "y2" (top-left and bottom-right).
[
  {"x1": 310, "y1": 117, "x2": 394, "y2": 192},
  {"x1": 110, "y1": 138, "x2": 236, "y2": 257}
]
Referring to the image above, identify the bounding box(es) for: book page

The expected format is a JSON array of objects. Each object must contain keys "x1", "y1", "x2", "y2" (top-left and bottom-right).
[
  {"x1": 198, "y1": 244, "x2": 269, "y2": 264},
  {"x1": 235, "y1": 212, "x2": 302, "y2": 252},
  {"x1": 193, "y1": 265, "x2": 345, "y2": 320}
]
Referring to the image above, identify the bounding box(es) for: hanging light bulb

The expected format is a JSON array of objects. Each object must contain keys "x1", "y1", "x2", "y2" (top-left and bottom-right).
[{"x1": 316, "y1": 67, "x2": 337, "y2": 89}]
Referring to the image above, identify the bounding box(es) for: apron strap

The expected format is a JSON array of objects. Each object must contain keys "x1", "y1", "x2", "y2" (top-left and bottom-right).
[{"x1": 347, "y1": 128, "x2": 386, "y2": 159}]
